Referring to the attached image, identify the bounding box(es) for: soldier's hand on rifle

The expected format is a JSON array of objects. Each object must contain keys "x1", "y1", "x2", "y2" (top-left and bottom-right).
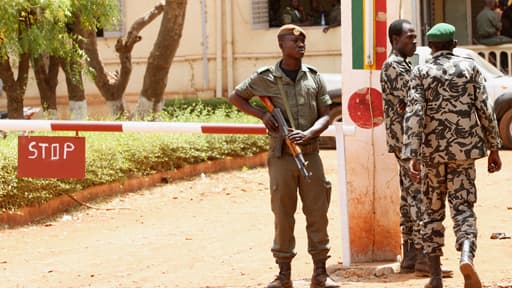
[
  {"x1": 262, "y1": 112, "x2": 279, "y2": 132},
  {"x1": 287, "y1": 129, "x2": 310, "y2": 145}
]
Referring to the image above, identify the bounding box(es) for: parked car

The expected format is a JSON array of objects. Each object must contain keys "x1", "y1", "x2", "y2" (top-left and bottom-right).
[
  {"x1": 412, "y1": 46, "x2": 512, "y2": 148},
  {"x1": 318, "y1": 73, "x2": 342, "y2": 149},
  {"x1": 321, "y1": 73, "x2": 343, "y2": 123},
  {"x1": 320, "y1": 47, "x2": 512, "y2": 149}
]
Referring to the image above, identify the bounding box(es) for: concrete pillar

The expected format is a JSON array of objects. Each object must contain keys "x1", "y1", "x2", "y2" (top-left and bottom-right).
[{"x1": 340, "y1": 0, "x2": 401, "y2": 263}]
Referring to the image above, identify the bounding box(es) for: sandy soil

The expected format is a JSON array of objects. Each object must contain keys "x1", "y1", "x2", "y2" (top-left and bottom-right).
[{"x1": 0, "y1": 150, "x2": 511, "y2": 288}]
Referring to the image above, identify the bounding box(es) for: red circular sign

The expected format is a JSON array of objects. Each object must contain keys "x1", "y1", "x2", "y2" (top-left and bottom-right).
[{"x1": 347, "y1": 87, "x2": 384, "y2": 129}]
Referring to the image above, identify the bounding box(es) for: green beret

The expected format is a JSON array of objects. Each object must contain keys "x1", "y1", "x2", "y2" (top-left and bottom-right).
[
  {"x1": 277, "y1": 24, "x2": 307, "y2": 39},
  {"x1": 426, "y1": 23, "x2": 455, "y2": 42}
]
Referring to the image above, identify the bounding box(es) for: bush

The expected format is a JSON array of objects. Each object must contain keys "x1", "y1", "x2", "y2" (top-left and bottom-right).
[{"x1": 0, "y1": 100, "x2": 268, "y2": 211}]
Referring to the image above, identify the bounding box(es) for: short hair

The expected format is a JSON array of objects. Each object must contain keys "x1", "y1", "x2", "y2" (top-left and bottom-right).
[{"x1": 388, "y1": 19, "x2": 412, "y2": 45}]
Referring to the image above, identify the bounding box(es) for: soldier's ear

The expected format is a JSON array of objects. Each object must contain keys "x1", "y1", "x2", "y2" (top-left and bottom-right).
[{"x1": 391, "y1": 35, "x2": 399, "y2": 47}]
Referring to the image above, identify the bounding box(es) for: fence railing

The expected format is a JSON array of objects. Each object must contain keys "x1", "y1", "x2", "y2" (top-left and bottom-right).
[{"x1": 464, "y1": 44, "x2": 512, "y2": 75}]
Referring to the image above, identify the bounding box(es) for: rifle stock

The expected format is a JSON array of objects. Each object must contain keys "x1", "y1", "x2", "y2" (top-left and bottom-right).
[{"x1": 259, "y1": 96, "x2": 311, "y2": 182}]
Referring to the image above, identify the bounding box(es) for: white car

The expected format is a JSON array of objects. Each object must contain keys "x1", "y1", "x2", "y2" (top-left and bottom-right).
[
  {"x1": 321, "y1": 47, "x2": 512, "y2": 148},
  {"x1": 412, "y1": 46, "x2": 512, "y2": 148}
]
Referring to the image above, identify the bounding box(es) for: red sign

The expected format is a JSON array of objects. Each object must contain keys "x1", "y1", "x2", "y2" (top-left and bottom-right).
[
  {"x1": 17, "y1": 136, "x2": 86, "y2": 179},
  {"x1": 348, "y1": 87, "x2": 384, "y2": 129}
]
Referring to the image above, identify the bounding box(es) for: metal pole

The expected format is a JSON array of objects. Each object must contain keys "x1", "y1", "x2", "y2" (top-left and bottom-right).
[{"x1": 200, "y1": 0, "x2": 209, "y2": 88}]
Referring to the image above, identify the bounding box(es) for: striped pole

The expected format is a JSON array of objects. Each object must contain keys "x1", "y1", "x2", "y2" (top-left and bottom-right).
[
  {"x1": 2, "y1": 119, "x2": 356, "y2": 266},
  {"x1": 0, "y1": 120, "x2": 343, "y2": 136}
]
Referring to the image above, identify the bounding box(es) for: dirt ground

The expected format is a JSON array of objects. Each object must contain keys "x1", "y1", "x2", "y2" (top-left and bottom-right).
[{"x1": 0, "y1": 150, "x2": 511, "y2": 288}]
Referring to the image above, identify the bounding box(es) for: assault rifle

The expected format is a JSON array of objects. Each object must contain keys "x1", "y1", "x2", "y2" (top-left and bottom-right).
[{"x1": 259, "y1": 96, "x2": 311, "y2": 182}]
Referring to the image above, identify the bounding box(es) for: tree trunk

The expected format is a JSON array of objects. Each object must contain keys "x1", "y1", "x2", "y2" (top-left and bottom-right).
[
  {"x1": 62, "y1": 56, "x2": 88, "y2": 120},
  {"x1": 0, "y1": 53, "x2": 30, "y2": 119},
  {"x1": 60, "y1": 18, "x2": 88, "y2": 120},
  {"x1": 135, "y1": 0, "x2": 187, "y2": 119},
  {"x1": 33, "y1": 54, "x2": 60, "y2": 119},
  {"x1": 80, "y1": 2, "x2": 165, "y2": 118}
]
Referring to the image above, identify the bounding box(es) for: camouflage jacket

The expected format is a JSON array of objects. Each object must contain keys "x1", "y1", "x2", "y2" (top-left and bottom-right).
[
  {"x1": 402, "y1": 50, "x2": 501, "y2": 162},
  {"x1": 380, "y1": 52, "x2": 412, "y2": 155}
]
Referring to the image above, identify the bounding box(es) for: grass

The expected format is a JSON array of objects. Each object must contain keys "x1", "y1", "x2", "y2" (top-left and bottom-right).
[{"x1": 0, "y1": 101, "x2": 268, "y2": 211}]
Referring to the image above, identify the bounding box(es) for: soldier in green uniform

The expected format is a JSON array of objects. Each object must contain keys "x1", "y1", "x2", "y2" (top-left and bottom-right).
[
  {"x1": 476, "y1": 0, "x2": 512, "y2": 45},
  {"x1": 282, "y1": 0, "x2": 307, "y2": 25},
  {"x1": 402, "y1": 23, "x2": 502, "y2": 288},
  {"x1": 229, "y1": 24, "x2": 339, "y2": 288}
]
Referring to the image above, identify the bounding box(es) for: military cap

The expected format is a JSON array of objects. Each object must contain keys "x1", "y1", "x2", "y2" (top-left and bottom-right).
[
  {"x1": 426, "y1": 23, "x2": 455, "y2": 42},
  {"x1": 277, "y1": 24, "x2": 307, "y2": 38}
]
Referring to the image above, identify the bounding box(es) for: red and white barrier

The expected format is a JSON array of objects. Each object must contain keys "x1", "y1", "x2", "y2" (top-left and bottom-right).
[
  {"x1": 0, "y1": 120, "x2": 341, "y2": 136},
  {"x1": 1, "y1": 119, "x2": 354, "y2": 266}
]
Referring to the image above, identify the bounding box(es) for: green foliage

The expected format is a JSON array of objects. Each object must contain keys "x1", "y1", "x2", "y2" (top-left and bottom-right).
[
  {"x1": 70, "y1": 0, "x2": 120, "y2": 32},
  {"x1": 0, "y1": 102, "x2": 268, "y2": 211},
  {"x1": 163, "y1": 97, "x2": 266, "y2": 120},
  {"x1": 0, "y1": 0, "x2": 119, "y2": 60}
]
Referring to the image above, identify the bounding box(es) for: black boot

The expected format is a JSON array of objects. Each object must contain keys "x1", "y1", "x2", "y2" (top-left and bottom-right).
[
  {"x1": 460, "y1": 239, "x2": 482, "y2": 288},
  {"x1": 400, "y1": 241, "x2": 417, "y2": 273},
  {"x1": 267, "y1": 261, "x2": 293, "y2": 288},
  {"x1": 310, "y1": 259, "x2": 340, "y2": 288},
  {"x1": 415, "y1": 249, "x2": 454, "y2": 278},
  {"x1": 424, "y1": 255, "x2": 443, "y2": 288}
]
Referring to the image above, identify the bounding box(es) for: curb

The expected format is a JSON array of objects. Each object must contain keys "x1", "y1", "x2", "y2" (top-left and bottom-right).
[{"x1": 0, "y1": 152, "x2": 268, "y2": 228}]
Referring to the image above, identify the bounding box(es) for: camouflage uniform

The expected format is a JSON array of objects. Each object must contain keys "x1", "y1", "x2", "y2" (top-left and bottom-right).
[
  {"x1": 402, "y1": 50, "x2": 501, "y2": 256},
  {"x1": 380, "y1": 53, "x2": 422, "y2": 249},
  {"x1": 234, "y1": 60, "x2": 333, "y2": 262}
]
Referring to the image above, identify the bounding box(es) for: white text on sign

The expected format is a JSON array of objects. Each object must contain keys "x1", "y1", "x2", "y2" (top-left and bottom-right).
[{"x1": 28, "y1": 142, "x2": 76, "y2": 160}]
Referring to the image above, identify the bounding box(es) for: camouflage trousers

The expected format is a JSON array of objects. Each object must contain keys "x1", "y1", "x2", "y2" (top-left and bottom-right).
[
  {"x1": 420, "y1": 160, "x2": 478, "y2": 256},
  {"x1": 397, "y1": 156, "x2": 423, "y2": 248}
]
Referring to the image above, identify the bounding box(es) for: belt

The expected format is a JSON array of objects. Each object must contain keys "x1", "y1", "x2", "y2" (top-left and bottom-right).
[{"x1": 283, "y1": 140, "x2": 319, "y2": 155}]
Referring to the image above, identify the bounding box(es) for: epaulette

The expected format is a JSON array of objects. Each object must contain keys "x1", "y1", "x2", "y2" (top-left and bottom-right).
[
  {"x1": 304, "y1": 64, "x2": 318, "y2": 74},
  {"x1": 257, "y1": 66, "x2": 272, "y2": 74}
]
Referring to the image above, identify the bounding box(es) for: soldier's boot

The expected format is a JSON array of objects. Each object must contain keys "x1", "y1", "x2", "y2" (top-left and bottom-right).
[
  {"x1": 415, "y1": 249, "x2": 454, "y2": 278},
  {"x1": 400, "y1": 241, "x2": 417, "y2": 273},
  {"x1": 459, "y1": 240, "x2": 482, "y2": 288},
  {"x1": 310, "y1": 259, "x2": 340, "y2": 288},
  {"x1": 424, "y1": 255, "x2": 443, "y2": 288},
  {"x1": 267, "y1": 261, "x2": 293, "y2": 288}
]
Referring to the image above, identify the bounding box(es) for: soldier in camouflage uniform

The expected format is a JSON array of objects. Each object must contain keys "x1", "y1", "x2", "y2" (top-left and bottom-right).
[
  {"x1": 402, "y1": 23, "x2": 502, "y2": 288},
  {"x1": 380, "y1": 18, "x2": 426, "y2": 275},
  {"x1": 229, "y1": 24, "x2": 339, "y2": 288}
]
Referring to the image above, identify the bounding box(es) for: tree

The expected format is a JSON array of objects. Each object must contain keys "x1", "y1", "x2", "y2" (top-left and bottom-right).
[
  {"x1": 80, "y1": 1, "x2": 166, "y2": 117},
  {"x1": 0, "y1": 0, "x2": 120, "y2": 119},
  {"x1": 134, "y1": 0, "x2": 188, "y2": 119},
  {"x1": 35, "y1": 0, "x2": 120, "y2": 119},
  {"x1": 0, "y1": 0, "x2": 72, "y2": 119}
]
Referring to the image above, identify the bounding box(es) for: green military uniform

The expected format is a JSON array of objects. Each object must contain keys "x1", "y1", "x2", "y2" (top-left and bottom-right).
[
  {"x1": 234, "y1": 61, "x2": 333, "y2": 262},
  {"x1": 380, "y1": 53, "x2": 423, "y2": 253},
  {"x1": 476, "y1": 6, "x2": 512, "y2": 45},
  {"x1": 327, "y1": 3, "x2": 341, "y2": 26},
  {"x1": 282, "y1": 6, "x2": 304, "y2": 25},
  {"x1": 402, "y1": 26, "x2": 501, "y2": 259}
]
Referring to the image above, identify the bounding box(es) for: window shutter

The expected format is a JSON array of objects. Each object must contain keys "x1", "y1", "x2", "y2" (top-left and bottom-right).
[
  {"x1": 103, "y1": 0, "x2": 126, "y2": 38},
  {"x1": 251, "y1": 0, "x2": 269, "y2": 29}
]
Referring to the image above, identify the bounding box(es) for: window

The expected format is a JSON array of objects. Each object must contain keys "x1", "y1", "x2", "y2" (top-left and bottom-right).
[
  {"x1": 98, "y1": 0, "x2": 126, "y2": 38},
  {"x1": 252, "y1": 0, "x2": 340, "y2": 29}
]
